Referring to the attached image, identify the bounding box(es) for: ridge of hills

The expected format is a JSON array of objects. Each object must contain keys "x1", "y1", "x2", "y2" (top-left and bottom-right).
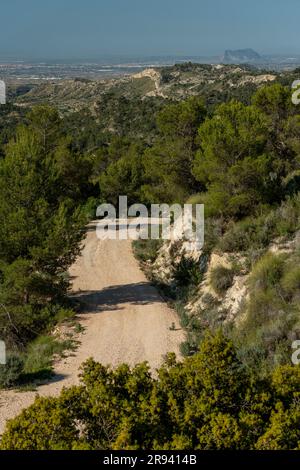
[
  {"x1": 2, "y1": 62, "x2": 300, "y2": 144},
  {"x1": 15, "y1": 63, "x2": 284, "y2": 113}
]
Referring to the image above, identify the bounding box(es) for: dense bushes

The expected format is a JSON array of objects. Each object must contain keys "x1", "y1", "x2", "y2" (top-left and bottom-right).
[
  {"x1": 0, "y1": 333, "x2": 76, "y2": 390},
  {"x1": 0, "y1": 106, "x2": 87, "y2": 386},
  {"x1": 99, "y1": 83, "x2": 300, "y2": 387},
  {"x1": 141, "y1": 97, "x2": 206, "y2": 203},
  {"x1": 210, "y1": 265, "x2": 235, "y2": 294},
  {"x1": 218, "y1": 194, "x2": 300, "y2": 254},
  {"x1": 231, "y1": 251, "x2": 300, "y2": 375},
  {"x1": 1, "y1": 79, "x2": 300, "y2": 450},
  {"x1": 130, "y1": 84, "x2": 300, "y2": 382},
  {"x1": 132, "y1": 239, "x2": 163, "y2": 263},
  {"x1": 1, "y1": 332, "x2": 299, "y2": 450},
  {"x1": 173, "y1": 257, "x2": 203, "y2": 288},
  {"x1": 0, "y1": 355, "x2": 24, "y2": 389}
]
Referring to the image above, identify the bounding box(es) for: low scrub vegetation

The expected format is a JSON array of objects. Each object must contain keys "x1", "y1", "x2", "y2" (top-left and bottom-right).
[
  {"x1": 1, "y1": 333, "x2": 300, "y2": 450},
  {"x1": 231, "y1": 250, "x2": 300, "y2": 375},
  {"x1": 0, "y1": 335, "x2": 76, "y2": 389},
  {"x1": 1, "y1": 78, "x2": 300, "y2": 449},
  {"x1": 132, "y1": 239, "x2": 163, "y2": 263},
  {"x1": 210, "y1": 265, "x2": 235, "y2": 295}
]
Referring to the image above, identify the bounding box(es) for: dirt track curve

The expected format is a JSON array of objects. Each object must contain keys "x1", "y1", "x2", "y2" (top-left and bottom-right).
[{"x1": 0, "y1": 221, "x2": 184, "y2": 434}]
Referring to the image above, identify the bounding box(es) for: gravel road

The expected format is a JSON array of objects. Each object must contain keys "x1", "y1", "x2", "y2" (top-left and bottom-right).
[{"x1": 0, "y1": 222, "x2": 184, "y2": 434}]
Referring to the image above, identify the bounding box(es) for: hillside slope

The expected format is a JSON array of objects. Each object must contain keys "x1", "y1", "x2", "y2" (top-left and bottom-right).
[{"x1": 16, "y1": 63, "x2": 279, "y2": 112}]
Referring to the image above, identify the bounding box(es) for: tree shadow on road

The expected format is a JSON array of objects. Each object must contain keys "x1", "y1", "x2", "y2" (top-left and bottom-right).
[{"x1": 72, "y1": 282, "x2": 163, "y2": 313}]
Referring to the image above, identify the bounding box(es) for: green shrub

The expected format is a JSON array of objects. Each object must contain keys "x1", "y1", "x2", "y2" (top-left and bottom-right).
[
  {"x1": 210, "y1": 265, "x2": 234, "y2": 295},
  {"x1": 231, "y1": 249, "x2": 300, "y2": 374},
  {"x1": 186, "y1": 193, "x2": 204, "y2": 205},
  {"x1": 174, "y1": 257, "x2": 202, "y2": 287},
  {"x1": 246, "y1": 288, "x2": 281, "y2": 328},
  {"x1": 175, "y1": 302, "x2": 190, "y2": 328},
  {"x1": 23, "y1": 335, "x2": 74, "y2": 377},
  {"x1": 234, "y1": 310, "x2": 297, "y2": 376},
  {"x1": 54, "y1": 307, "x2": 75, "y2": 324},
  {"x1": 132, "y1": 239, "x2": 162, "y2": 263},
  {"x1": 281, "y1": 264, "x2": 300, "y2": 297},
  {"x1": 0, "y1": 334, "x2": 76, "y2": 390},
  {"x1": 180, "y1": 341, "x2": 194, "y2": 356},
  {"x1": 82, "y1": 197, "x2": 101, "y2": 220},
  {"x1": 3, "y1": 332, "x2": 300, "y2": 450},
  {"x1": 218, "y1": 194, "x2": 300, "y2": 254},
  {"x1": 201, "y1": 292, "x2": 218, "y2": 307},
  {"x1": 249, "y1": 252, "x2": 285, "y2": 291},
  {"x1": 219, "y1": 219, "x2": 263, "y2": 252},
  {"x1": 179, "y1": 328, "x2": 203, "y2": 356},
  {"x1": 0, "y1": 354, "x2": 24, "y2": 389}
]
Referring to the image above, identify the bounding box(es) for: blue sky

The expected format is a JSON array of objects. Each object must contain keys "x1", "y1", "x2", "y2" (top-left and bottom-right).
[{"x1": 0, "y1": 0, "x2": 299, "y2": 59}]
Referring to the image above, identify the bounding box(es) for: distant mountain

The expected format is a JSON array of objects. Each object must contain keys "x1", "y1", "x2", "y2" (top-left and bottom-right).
[{"x1": 222, "y1": 48, "x2": 261, "y2": 64}]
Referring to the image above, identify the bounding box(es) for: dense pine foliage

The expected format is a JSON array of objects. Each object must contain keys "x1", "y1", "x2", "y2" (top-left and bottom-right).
[{"x1": 0, "y1": 76, "x2": 300, "y2": 449}]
